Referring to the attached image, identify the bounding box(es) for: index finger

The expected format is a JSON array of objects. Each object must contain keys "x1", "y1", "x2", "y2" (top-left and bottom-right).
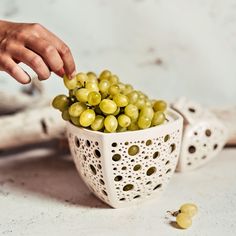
[{"x1": 39, "y1": 25, "x2": 76, "y2": 77}]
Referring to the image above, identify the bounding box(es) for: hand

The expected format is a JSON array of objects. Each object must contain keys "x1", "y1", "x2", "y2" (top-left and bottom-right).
[{"x1": 0, "y1": 20, "x2": 76, "y2": 84}]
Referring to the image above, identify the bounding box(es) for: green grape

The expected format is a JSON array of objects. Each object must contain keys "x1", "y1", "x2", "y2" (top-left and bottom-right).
[
  {"x1": 135, "y1": 99, "x2": 146, "y2": 109},
  {"x1": 76, "y1": 72, "x2": 88, "y2": 86},
  {"x1": 117, "y1": 126, "x2": 127, "y2": 132},
  {"x1": 137, "y1": 116, "x2": 152, "y2": 129},
  {"x1": 87, "y1": 72, "x2": 97, "y2": 83},
  {"x1": 180, "y1": 203, "x2": 198, "y2": 217},
  {"x1": 124, "y1": 104, "x2": 139, "y2": 121},
  {"x1": 91, "y1": 115, "x2": 104, "y2": 131},
  {"x1": 123, "y1": 84, "x2": 133, "y2": 95},
  {"x1": 145, "y1": 100, "x2": 152, "y2": 107},
  {"x1": 117, "y1": 82, "x2": 126, "y2": 92},
  {"x1": 75, "y1": 88, "x2": 89, "y2": 102},
  {"x1": 99, "y1": 99, "x2": 117, "y2": 114},
  {"x1": 61, "y1": 109, "x2": 70, "y2": 121},
  {"x1": 151, "y1": 99, "x2": 156, "y2": 106},
  {"x1": 98, "y1": 80, "x2": 110, "y2": 93},
  {"x1": 152, "y1": 111, "x2": 165, "y2": 126},
  {"x1": 176, "y1": 213, "x2": 192, "y2": 229},
  {"x1": 113, "y1": 94, "x2": 129, "y2": 107},
  {"x1": 108, "y1": 84, "x2": 120, "y2": 96},
  {"x1": 87, "y1": 71, "x2": 97, "y2": 77},
  {"x1": 69, "y1": 88, "x2": 80, "y2": 97},
  {"x1": 99, "y1": 70, "x2": 111, "y2": 80},
  {"x1": 140, "y1": 107, "x2": 154, "y2": 120},
  {"x1": 104, "y1": 115, "x2": 118, "y2": 132},
  {"x1": 70, "y1": 116, "x2": 81, "y2": 126},
  {"x1": 118, "y1": 114, "x2": 131, "y2": 128},
  {"x1": 88, "y1": 91, "x2": 101, "y2": 106},
  {"x1": 127, "y1": 91, "x2": 139, "y2": 104},
  {"x1": 63, "y1": 75, "x2": 77, "y2": 90},
  {"x1": 108, "y1": 75, "x2": 119, "y2": 84},
  {"x1": 128, "y1": 122, "x2": 139, "y2": 131},
  {"x1": 85, "y1": 81, "x2": 99, "y2": 92},
  {"x1": 52, "y1": 95, "x2": 69, "y2": 111},
  {"x1": 79, "y1": 109, "x2": 96, "y2": 127},
  {"x1": 153, "y1": 100, "x2": 167, "y2": 112},
  {"x1": 112, "y1": 107, "x2": 120, "y2": 116},
  {"x1": 138, "y1": 91, "x2": 148, "y2": 100},
  {"x1": 68, "y1": 102, "x2": 87, "y2": 117}
]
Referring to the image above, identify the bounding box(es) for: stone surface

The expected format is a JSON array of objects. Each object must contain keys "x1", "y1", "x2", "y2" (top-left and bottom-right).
[{"x1": 0, "y1": 147, "x2": 236, "y2": 236}]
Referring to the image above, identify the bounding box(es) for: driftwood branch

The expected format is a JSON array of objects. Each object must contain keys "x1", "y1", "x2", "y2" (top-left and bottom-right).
[
  {"x1": 0, "y1": 78, "x2": 45, "y2": 114},
  {"x1": 0, "y1": 106, "x2": 66, "y2": 150},
  {"x1": 212, "y1": 107, "x2": 236, "y2": 146}
]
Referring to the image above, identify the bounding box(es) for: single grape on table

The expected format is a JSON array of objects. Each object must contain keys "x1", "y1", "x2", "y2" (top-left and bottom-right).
[
  {"x1": 176, "y1": 213, "x2": 192, "y2": 229},
  {"x1": 52, "y1": 70, "x2": 168, "y2": 133},
  {"x1": 168, "y1": 202, "x2": 198, "y2": 230}
]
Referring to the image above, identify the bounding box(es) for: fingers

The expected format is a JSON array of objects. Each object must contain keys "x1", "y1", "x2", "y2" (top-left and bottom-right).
[
  {"x1": 0, "y1": 55, "x2": 31, "y2": 84},
  {"x1": 55, "y1": 67, "x2": 65, "y2": 77},
  {"x1": 57, "y1": 42, "x2": 76, "y2": 77},
  {"x1": 9, "y1": 43, "x2": 51, "y2": 80},
  {"x1": 25, "y1": 36, "x2": 64, "y2": 73},
  {"x1": 39, "y1": 29, "x2": 76, "y2": 77}
]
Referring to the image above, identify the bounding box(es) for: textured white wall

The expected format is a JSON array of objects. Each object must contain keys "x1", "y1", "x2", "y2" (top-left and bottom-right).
[{"x1": 0, "y1": 0, "x2": 235, "y2": 106}]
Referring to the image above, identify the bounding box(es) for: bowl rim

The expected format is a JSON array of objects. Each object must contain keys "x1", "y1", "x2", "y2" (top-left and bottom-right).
[{"x1": 67, "y1": 108, "x2": 183, "y2": 136}]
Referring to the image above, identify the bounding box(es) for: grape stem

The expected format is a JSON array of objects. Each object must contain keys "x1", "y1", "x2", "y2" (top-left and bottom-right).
[{"x1": 167, "y1": 210, "x2": 181, "y2": 217}]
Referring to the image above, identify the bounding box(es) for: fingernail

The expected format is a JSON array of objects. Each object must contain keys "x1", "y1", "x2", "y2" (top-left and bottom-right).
[
  {"x1": 71, "y1": 70, "x2": 76, "y2": 78},
  {"x1": 23, "y1": 70, "x2": 32, "y2": 83},
  {"x1": 56, "y1": 68, "x2": 65, "y2": 77}
]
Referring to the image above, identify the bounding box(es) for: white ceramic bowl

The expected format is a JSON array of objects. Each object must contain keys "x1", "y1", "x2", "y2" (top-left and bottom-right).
[
  {"x1": 67, "y1": 108, "x2": 183, "y2": 208},
  {"x1": 172, "y1": 98, "x2": 228, "y2": 172}
]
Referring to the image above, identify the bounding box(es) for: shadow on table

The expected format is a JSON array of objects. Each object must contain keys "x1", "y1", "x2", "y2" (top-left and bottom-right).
[{"x1": 0, "y1": 144, "x2": 109, "y2": 209}]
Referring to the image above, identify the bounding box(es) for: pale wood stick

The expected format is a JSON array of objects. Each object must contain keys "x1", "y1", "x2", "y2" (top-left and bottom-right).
[
  {"x1": 0, "y1": 78, "x2": 44, "y2": 114},
  {"x1": 0, "y1": 107, "x2": 66, "y2": 150},
  {"x1": 211, "y1": 107, "x2": 236, "y2": 146}
]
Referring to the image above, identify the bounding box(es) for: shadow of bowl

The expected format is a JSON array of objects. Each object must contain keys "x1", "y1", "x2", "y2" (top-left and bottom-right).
[{"x1": 0, "y1": 148, "x2": 109, "y2": 209}]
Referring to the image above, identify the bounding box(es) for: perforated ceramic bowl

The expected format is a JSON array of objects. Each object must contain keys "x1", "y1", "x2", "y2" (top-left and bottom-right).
[
  {"x1": 67, "y1": 108, "x2": 183, "y2": 208},
  {"x1": 172, "y1": 98, "x2": 228, "y2": 172}
]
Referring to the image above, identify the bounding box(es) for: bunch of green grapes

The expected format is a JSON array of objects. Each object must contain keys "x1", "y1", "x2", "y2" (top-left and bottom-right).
[{"x1": 52, "y1": 70, "x2": 167, "y2": 133}]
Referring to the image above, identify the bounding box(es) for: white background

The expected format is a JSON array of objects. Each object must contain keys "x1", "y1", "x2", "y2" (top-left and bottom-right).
[{"x1": 0, "y1": 0, "x2": 235, "y2": 106}]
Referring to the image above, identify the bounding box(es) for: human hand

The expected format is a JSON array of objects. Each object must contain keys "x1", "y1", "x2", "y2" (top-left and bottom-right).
[{"x1": 0, "y1": 20, "x2": 76, "y2": 84}]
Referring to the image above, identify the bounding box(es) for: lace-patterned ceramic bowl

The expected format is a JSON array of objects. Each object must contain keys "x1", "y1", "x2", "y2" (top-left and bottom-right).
[
  {"x1": 67, "y1": 108, "x2": 183, "y2": 208},
  {"x1": 172, "y1": 98, "x2": 228, "y2": 172}
]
